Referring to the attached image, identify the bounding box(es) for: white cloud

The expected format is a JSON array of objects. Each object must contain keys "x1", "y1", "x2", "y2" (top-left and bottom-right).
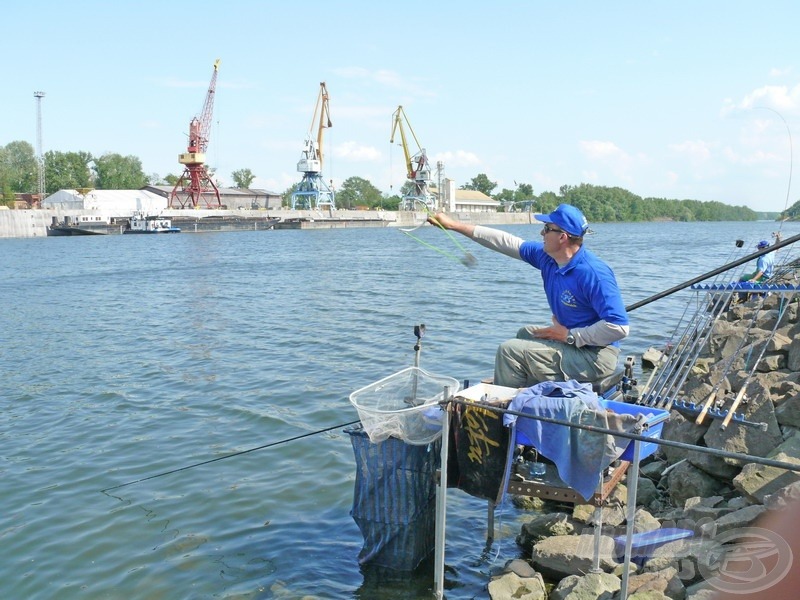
[
  {"x1": 579, "y1": 140, "x2": 623, "y2": 160},
  {"x1": 769, "y1": 67, "x2": 791, "y2": 77},
  {"x1": 331, "y1": 66, "x2": 435, "y2": 97},
  {"x1": 432, "y1": 150, "x2": 481, "y2": 167},
  {"x1": 722, "y1": 83, "x2": 800, "y2": 116},
  {"x1": 332, "y1": 141, "x2": 382, "y2": 162},
  {"x1": 668, "y1": 140, "x2": 713, "y2": 163}
]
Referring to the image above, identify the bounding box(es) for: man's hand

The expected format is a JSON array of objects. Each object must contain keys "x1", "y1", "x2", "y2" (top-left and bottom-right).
[
  {"x1": 531, "y1": 316, "x2": 570, "y2": 343},
  {"x1": 428, "y1": 212, "x2": 453, "y2": 229}
]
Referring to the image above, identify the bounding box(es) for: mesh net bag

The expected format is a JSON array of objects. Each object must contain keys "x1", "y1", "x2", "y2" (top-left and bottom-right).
[{"x1": 349, "y1": 366, "x2": 459, "y2": 445}]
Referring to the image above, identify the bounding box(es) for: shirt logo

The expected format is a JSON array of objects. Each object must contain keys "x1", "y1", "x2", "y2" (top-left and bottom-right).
[{"x1": 560, "y1": 289, "x2": 577, "y2": 308}]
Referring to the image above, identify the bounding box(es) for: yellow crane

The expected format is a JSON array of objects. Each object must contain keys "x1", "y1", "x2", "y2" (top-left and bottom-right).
[
  {"x1": 390, "y1": 106, "x2": 434, "y2": 211},
  {"x1": 292, "y1": 82, "x2": 335, "y2": 210}
]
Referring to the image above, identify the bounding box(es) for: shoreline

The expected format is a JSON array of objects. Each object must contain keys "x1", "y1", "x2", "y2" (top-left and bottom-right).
[{"x1": 0, "y1": 208, "x2": 539, "y2": 239}]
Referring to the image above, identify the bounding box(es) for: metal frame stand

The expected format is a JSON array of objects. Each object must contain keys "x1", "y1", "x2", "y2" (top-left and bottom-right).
[
  {"x1": 433, "y1": 400, "x2": 450, "y2": 599},
  {"x1": 619, "y1": 439, "x2": 641, "y2": 600}
]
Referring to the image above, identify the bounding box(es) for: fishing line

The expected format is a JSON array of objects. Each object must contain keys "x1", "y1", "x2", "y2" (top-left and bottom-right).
[
  {"x1": 101, "y1": 419, "x2": 359, "y2": 493},
  {"x1": 399, "y1": 199, "x2": 477, "y2": 267},
  {"x1": 401, "y1": 229, "x2": 469, "y2": 265},
  {"x1": 755, "y1": 106, "x2": 793, "y2": 230}
]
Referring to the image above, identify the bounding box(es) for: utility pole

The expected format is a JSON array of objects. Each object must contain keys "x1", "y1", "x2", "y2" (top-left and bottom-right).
[
  {"x1": 34, "y1": 91, "x2": 46, "y2": 201},
  {"x1": 436, "y1": 161, "x2": 444, "y2": 211}
]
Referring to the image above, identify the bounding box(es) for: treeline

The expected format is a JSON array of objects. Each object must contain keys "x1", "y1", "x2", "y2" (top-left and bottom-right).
[
  {"x1": 0, "y1": 139, "x2": 788, "y2": 221},
  {"x1": 541, "y1": 183, "x2": 759, "y2": 222},
  {"x1": 464, "y1": 176, "x2": 765, "y2": 223}
]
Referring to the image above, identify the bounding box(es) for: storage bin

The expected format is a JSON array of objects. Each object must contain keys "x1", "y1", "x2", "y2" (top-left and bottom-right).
[{"x1": 600, "y1": 399, "x2": 669, "y2": 461}]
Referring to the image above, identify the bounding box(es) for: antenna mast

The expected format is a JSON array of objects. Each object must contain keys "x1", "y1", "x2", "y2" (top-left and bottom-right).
[{"x1": 34, "y1": 91, "x2": 46, "y2": 201}]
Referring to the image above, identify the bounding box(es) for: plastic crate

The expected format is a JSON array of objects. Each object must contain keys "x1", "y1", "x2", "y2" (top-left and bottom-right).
[
  {"x1": 349, "y1": 367, "x2": 459, "y2": 445},
  {"x1": 601, "y1": 399, "x2": 668, "y2": 461}
]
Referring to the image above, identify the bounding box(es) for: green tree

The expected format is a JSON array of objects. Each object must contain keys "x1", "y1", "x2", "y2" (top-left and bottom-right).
[
  {"x1": 163, "y1": 173, "x2": 180, "y2": 187},
  {"x1": 44, "y1": 150, "x2": 93, "y2": 192},
  {"x1": 382, "y1": 193, "x2": 401, "y2": 211},
  {"x1": 336, "y1": 176, "x2": 383, "y2": 209},
  {"x1": 93, "y1": 153, "x2": 147, "y2": 189},
  {"x1": 281, "y1": 183, "x2": 299, "y2": 207},
  {"x1": 0, "y1": 141, "x2": 38, "y2": 193},
  {"x1": 460, "y1": 173, "x2": 497, "y2": 197},
  {"x1": 1, "y1": 186, "x2": 14, "y2": 207},
  {"x1": 231, "y1": 168, "x2": 256, "y2": 189}
]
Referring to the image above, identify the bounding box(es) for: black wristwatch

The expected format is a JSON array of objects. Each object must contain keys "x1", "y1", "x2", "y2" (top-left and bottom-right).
[{"x1": 566, "y1": 331, "x2": 575, "y2": 345}]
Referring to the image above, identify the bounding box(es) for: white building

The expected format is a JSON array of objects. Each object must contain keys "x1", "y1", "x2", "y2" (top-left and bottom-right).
[
  {"x1": 42, "y1": 189, "x2": 167, "y2": 215},
  {"x1": 441, "y1": 179, "x2": 500, "y2": 212}
]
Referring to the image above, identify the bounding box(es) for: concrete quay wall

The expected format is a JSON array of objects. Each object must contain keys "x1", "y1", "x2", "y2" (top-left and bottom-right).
[{"x1": 0, "y1": 208, "x2": 539, "y2": 239}]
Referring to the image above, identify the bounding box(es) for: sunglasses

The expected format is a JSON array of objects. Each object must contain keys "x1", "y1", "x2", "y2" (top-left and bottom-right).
[{"x1": 543, "y1": 224, "x2": 565, "y2": 235}]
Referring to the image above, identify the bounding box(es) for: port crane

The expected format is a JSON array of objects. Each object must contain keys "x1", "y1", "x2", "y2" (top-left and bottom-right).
[
  {"x1": 291, "y1": 82, "x2": 335, "y2": 210},
  {"x1": 390, "y1": 106, "x2": 434, "y2": 211},
  {"x1": 170, "y1": 59, "x2": 222, "y2": 209}
]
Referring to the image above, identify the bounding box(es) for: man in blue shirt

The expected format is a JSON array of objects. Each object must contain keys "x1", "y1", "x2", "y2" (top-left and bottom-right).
[
  {"x1": 429, "y1": 204, "x2": 629, "y2": 388},
  {"x1": 742, "y1": 240, "x2": 775, "y2": 282}
]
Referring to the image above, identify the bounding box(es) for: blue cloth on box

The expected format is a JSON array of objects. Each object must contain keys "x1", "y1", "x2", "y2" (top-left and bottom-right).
[{"x1": 504, "y1": 380, "x2": 646, "y2": 500}]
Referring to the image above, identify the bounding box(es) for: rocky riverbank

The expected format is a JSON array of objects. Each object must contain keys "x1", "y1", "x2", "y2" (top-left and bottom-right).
[{"x1": 489, "y1": 280, "x2": 800, "y2": 599}]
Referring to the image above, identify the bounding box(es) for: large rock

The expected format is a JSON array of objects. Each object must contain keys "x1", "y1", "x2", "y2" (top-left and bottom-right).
[
  {"x1": 789, "y1": 336, "x2": 800, "y2": 372},
  {"x1": 530, "y1": 533, "x2": 619, "y2": 580},
  {"x1": 763, "y1": 479, "x2": 800, "y2": 509},
  {"x1": 516, "y1": 512, "x2": 575, "y2": 553},
  {"x1": 488, "y1": 559, "x2": 547, "y2": 600},
  {"x1": 660, "y1": 412, "x2": 709, "y2": 465},
  {"x1": 665, "y1": 461, "x2": 726, "y2": 506},
  {"x1": 643, "y1": 537, "x2": 724, "y2": 585},
  {"x1": 732, "y1": 431, "x2": 800, "y2": 502},
  {"x1": 701, "y1": 377, "x2": 782, "y2": 463},
  {"x1": 774, "y1": 390, "x2": 800, "y2": 427},
  {"x1": 698, "y1": 504, "x2": 767, "y2": 537},
  {"x1": 627, "y1": 566, "x2": 686, "y2": 599},
  {"x1": 549, "y1": 571, "x2": 620, "y2": 600}
]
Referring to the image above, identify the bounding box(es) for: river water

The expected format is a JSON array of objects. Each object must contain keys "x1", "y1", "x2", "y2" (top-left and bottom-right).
[{"x1": 2, "y1": 220, "x2": 798, "y2": 599}]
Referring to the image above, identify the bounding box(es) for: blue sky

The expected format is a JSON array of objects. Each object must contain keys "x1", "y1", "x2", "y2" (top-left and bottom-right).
[{"x1": 6, "y1": 1, "x2": 800, "y2": 212}]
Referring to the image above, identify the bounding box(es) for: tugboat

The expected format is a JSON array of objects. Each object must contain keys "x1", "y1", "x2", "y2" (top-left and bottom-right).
[{"x1": 123, "y1": 213, "x2": 181, "y2": 234}]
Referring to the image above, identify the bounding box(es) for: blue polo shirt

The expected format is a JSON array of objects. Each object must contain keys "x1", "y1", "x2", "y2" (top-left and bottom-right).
[
  {"x1": 757, "y1": 253, "x2": 775, "y2": 279},
  {"x1": 519, "y1": 241, "x2": 629, "y2": 340}
]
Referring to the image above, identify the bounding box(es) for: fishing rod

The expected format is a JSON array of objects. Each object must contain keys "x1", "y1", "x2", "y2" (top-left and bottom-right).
[
  {"x1": 721, "y1": 288, "x2": 792, "y2": 430},
  {"x1": 695, "y1": 289, "x2": 772, "y2": 424},
  {"x1": 641, "y1": 241, "x2": 749, "y2": 405},
  {"x1": 625, "y1": 231, "x2": 800, "y2": 312},
  {"x1": 101, "y1": 419, "x2": 359, "y2": 493},
  {"x1": 636, "y1": 240, "x2": 746, "y2": 400},
  {"x1": 648, "y1": 286, "x2": 733, "y2": 409}
]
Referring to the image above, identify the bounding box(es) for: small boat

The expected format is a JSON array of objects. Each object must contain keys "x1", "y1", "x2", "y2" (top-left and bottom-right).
[{"x1": 124, "y1": 213, "x2": 181, "y2": 234}]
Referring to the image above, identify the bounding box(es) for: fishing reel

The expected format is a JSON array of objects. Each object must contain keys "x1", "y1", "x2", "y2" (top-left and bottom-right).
[
  {"x1": 621, "y1": 355, "x2": 641, "y2": 403},
  {"x1": 414, "y1": 324, "x2": 426, "y2": 349}
]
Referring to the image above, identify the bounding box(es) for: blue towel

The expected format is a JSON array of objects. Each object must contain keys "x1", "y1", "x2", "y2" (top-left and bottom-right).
[{"x1": 504, "y1": 380, "x2": 645, "y2": 500}]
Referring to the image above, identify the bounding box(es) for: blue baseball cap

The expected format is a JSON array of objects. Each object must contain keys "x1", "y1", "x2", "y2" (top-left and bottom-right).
[
  {"x1": 535, "y1": 204, "x2": 589, "y2": 237},
  {"x1": 757, "y1": 240, "x2": 769, "y2": 249}
]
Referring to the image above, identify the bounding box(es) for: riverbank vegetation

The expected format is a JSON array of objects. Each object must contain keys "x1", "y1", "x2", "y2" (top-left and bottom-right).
[{"x1": 0, "y1": 140, "x2": 792, "y2": 221}]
